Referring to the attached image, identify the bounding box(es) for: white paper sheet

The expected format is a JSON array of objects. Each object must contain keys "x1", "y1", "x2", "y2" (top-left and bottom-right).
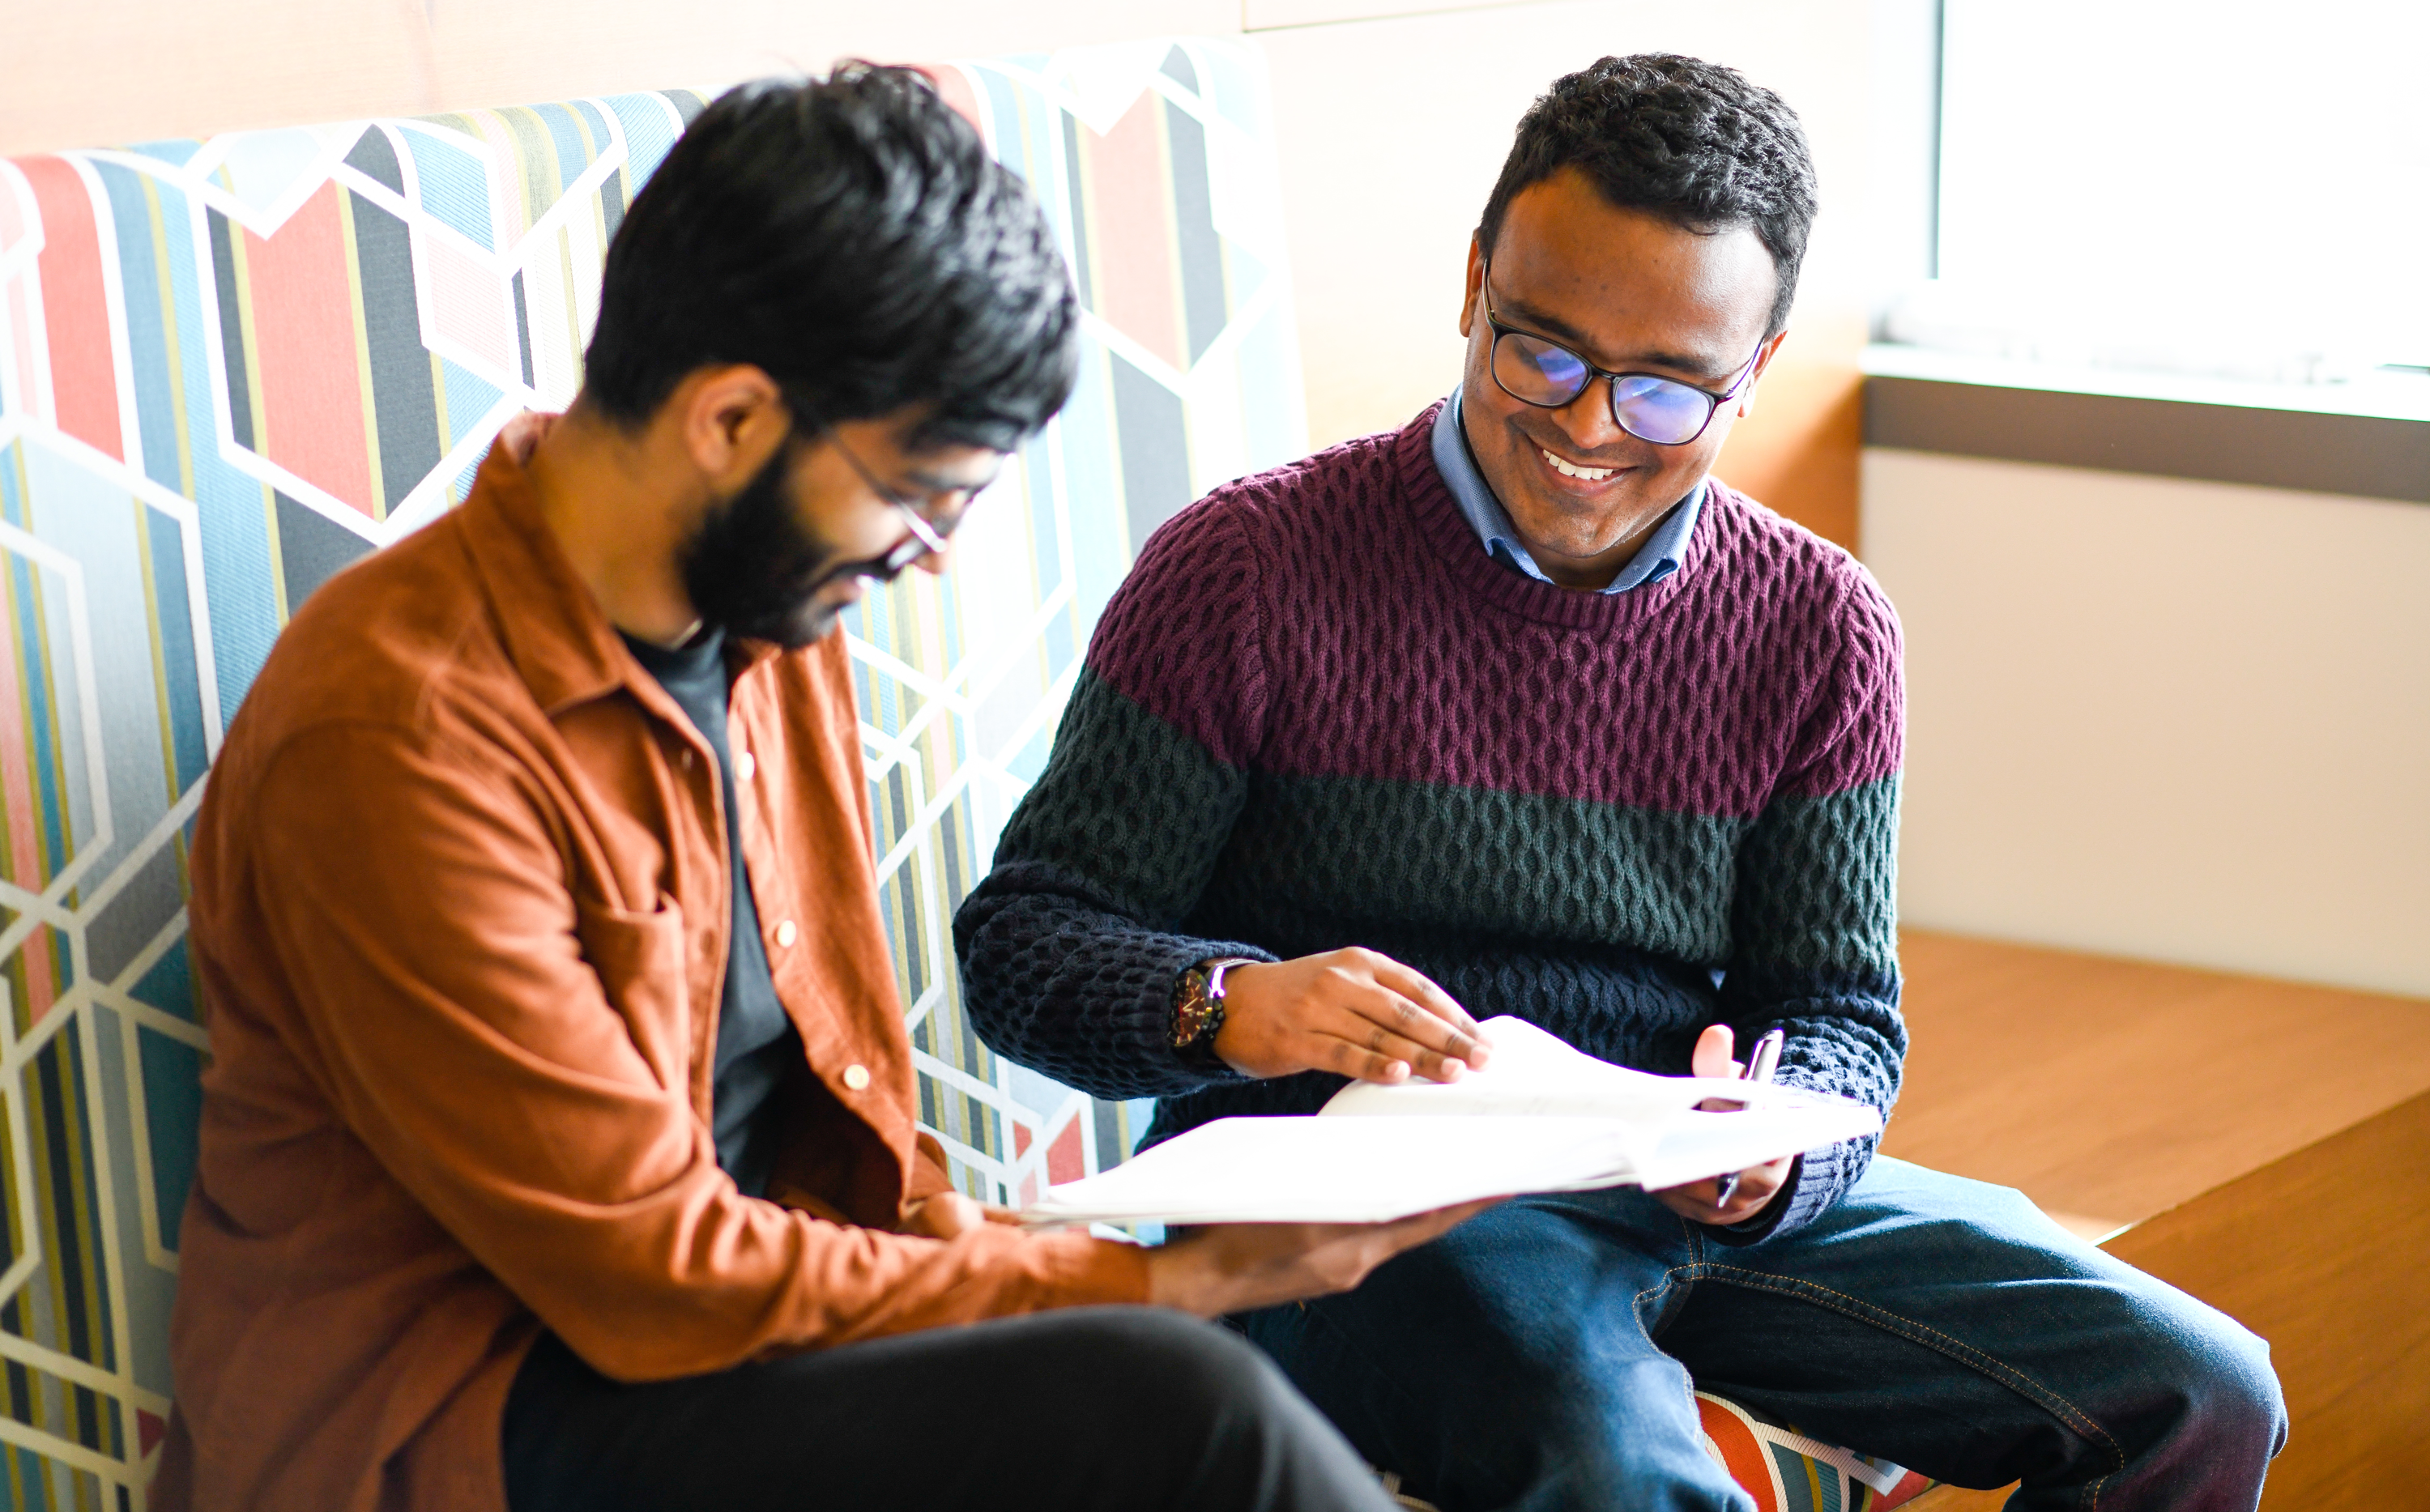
[{"x1": 1020, "y1": 1016, "x2": 1881, "y2": 1228}]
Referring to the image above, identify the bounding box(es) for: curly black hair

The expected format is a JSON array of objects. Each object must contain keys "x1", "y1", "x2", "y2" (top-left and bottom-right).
[
  {"x1": 584, "y1": 64, "x2": 1080, "y2": 453},
  {"x1": 1478, "y1": 54, "x2": 1818, "y2": 337}
]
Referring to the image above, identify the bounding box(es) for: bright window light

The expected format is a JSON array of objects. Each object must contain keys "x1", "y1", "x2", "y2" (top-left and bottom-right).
[{"x1": 1894, "y1": 0, "x2": 2429, "y2": 382}]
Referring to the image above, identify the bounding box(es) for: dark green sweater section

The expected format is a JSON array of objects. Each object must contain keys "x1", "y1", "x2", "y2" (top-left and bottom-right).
[{"x1": 955, "y1": 411, "x2": 1906, "y2": 1238}]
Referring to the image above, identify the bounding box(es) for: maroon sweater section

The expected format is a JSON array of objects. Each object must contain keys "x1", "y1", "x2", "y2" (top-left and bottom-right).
[{"x1": 1087, "y1": 406, "x2": 1902, "y2": 819}]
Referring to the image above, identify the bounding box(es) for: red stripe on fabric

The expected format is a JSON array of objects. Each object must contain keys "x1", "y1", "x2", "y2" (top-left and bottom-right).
[
  {"x1": 0, "y1": 171, "x2": 26, "y2": 250},
  {"x1": 1695, "y1": 1395, "x2": 1782, "y2": 1512},
  {"x1": 17, "y1": 156, "x2": 123, "y2": 460},
  {"x1": 1082, "y1": 95, "x2": 1184, "y2": 370},
  {"x1": 0, "y1": 615, "x2": 37, "y2": 898},
  {"x1": 23, "y1": 924, "x2": 59, "y2": 1024},
  {"x1": 6, "y1": 280, "x2": 39, "y2": 420},
  {"x1": 1046, "y1": 1118, "x2": 1085, "y2": 1186},
  {"x1": 914, "y1": 65, "x2": 987, "y2": 139},
  {"x1": 245, "y1": 181, "x2": 374, "y2": 516}
]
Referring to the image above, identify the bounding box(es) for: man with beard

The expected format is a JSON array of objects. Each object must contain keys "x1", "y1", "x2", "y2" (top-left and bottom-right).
[{"x1": 160, "y1": 67, "x2": 1477, "y2": 1512}]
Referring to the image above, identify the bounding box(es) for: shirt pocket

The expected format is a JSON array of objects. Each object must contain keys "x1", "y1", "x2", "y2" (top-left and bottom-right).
[{"x1": 572, "y1": 894, "x2": 691, "y2": 1093}]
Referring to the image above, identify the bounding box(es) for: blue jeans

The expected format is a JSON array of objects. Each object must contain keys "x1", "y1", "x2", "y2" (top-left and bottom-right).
[{"x1": 1237, "y1": 1158, "x2": 2283, "y2": 1511}]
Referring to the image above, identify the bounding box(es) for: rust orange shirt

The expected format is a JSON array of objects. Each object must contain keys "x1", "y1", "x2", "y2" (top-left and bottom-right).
[{"x1": 158, "y1": 419, "x2": 1149, "y2": 1512}]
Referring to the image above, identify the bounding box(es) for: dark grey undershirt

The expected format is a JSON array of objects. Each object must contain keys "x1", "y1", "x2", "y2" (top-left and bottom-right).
[{"x1": 620, "y1": 628, "x2": 800, "y2": 1199}]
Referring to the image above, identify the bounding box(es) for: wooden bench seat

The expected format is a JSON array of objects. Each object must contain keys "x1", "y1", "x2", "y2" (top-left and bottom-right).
[{"x1": 1886, "y1": 930, "x2": 2430, "y2": 1510}]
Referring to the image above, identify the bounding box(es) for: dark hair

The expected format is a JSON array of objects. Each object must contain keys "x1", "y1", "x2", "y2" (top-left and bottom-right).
[
  {"x1": 1477, "y1": 54, "x2": 1818, "y2": 337},
  {"x1": 584, "y1": 64, "x2": 1080, "y2": 452}
]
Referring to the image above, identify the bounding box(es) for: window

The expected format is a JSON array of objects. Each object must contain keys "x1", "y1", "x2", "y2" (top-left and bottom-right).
[{"x1": 1889, "y1": 1, "x2": 2429, "y2": 385}]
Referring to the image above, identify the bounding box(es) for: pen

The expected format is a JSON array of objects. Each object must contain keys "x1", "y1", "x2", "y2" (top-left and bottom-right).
[{"x1": 1710, "y1": 1028, "x2": 1786, "y2": 1210}]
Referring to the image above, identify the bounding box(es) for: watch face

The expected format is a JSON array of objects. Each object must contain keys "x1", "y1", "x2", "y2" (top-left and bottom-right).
[{"x1": 1171, "y1": 972, "x2": 1215, "y2": 1048}]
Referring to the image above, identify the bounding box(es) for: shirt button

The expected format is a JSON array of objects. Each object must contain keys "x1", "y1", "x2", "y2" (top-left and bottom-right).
[
  {"x1": 679, "y1": 748, "x2": 694, "y2": 771},
  {"x1": 773, "y1": 919, "x2": 798, "y2": 948},
  {"x1": 736, "y1": 750, "x2": 756, "y2": 782},
  {"x1": 842, "y1": 1063, "x2": 872, "y2": 1092}
]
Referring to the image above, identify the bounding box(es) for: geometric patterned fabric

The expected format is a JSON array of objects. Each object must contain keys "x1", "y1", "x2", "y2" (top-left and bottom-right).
[
  {"x1": 0, "y1": 36, "x2": 1305, "y2": 1504},
  {"x1": 1695, "y1": 1394, "x2": 1935, "y2": 1511}
]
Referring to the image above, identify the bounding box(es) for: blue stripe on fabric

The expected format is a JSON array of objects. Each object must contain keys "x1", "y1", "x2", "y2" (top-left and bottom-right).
[
  {"x1": 125, "y1": 140, "x2": 202, "y2": 168},
  {"x1": 9, "y1": 552, "x2": 70, "y2": 885},
  {"x1": 570, "y1": 100, "x2": 612, "y2": 164},
  {"x1": 438, "y1": 358, "x2": 505, "y2": 453},
  {"x1": 151, "y1": 173, "x2": 212, "y2": 496},
  {"x1": 532, "y1": 104, "x2": 592, "y2": 194},
  {"x1": 401, "y1": 129, "x2": 495, "y2": 249},
  {"x1": 188, "y1": 459, "x2": 280, "y2": 719},
  {"x1": 1055, "y1": 349, "x2": 1128, "y2": 629},
  {"x1": 136, "y1": 1027, "x2": 203, "y2": 1250},
  {"x1": 19, "y1": 443, "x2": 172, "y2": 889},
  {"x1": 972, "y1": 68, "x2": 1027, "y2": 176},
  {"x1": 92, "y1": 164, "x2": 182, "y2": 493},
  {"x1": 1019, "y1": 434, "x2": 1064, "y2": 601},
  {"x1": 130, "y1": 935, "x2": 199, "y2": 1022},
  {"x1": 1203, "y1": 44, "x2": 1263, "y2": 135},
  {"x1": 135, "y1": 167, "x2": 281, "y2": 720},
  {"x1": 603, "y1": 93, "x2": 681, "y2": 192},
  {"x1": 142, "y1": 505, "x2": 208, "y2": 794}
]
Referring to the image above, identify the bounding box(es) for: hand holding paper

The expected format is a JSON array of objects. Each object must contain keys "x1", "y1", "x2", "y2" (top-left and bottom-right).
[{"x1": 1023, "y1": 1017, "x2": 1880, "y2": 1229}]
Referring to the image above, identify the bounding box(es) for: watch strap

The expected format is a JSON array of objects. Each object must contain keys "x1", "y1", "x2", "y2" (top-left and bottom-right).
[{"x1": 1170, "y1": 956, "x2": 1260, "y2": 1078}]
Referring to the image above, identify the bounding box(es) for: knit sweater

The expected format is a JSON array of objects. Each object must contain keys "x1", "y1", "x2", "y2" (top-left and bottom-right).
[{"x1": 954, "y1": 405, "x2": 1907, "y2": 1238}]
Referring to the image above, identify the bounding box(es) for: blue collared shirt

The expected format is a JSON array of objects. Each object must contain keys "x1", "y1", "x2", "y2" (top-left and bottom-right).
[{"x1": 1430, "y1": 387, "x2": 1703, "y2": 594}]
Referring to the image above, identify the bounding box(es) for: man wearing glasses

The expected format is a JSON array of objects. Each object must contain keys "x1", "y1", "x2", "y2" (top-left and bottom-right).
[
  {"x1": 160, "y1": 67, "x2": 1481, "y2": 1512},
  {"x1": 959, "y1": 53, "x2": 2284, "y2": 1510}
]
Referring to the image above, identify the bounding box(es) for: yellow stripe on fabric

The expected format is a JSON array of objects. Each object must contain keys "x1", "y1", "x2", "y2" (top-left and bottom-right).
[
  {"x1": 430, "y1": 350, "x2": 453, "y2": 457},
  {"x1": 0, "y1": 1088, "x2": 22, "y2": 1262},
  {"x1": 497, "y1": 108, "x2": 561, "y2": 241},
  {"x1": 134, "y1": 503, "x2": 179, "y2": 807},
  {"x1": 556, "y1": 224, "x2": 582, "y2": 389},
  {"x1": 32, "y1": 1028, "x2": 104, "y2": 1390},
  {"x1": 25, "y1": 550, "x2": 70, "y2": 884},
  {"x1": 0, "y1": 491, "x2": 23, "y2": 904},
  {"x1": 219, "y1": 180, "x2": 291, "y2": 622},
  {"x1": 332, "y1": 189, "x2": 386, "y2": 522},
  {"x1": 260, "y1": 482, "x2": 289, "y2": 627},
  {"x1": 454, "y1": 113, "x2": 522, "y2": 247},
  {"x1": 219, "y1": 173, "x2": 271, "y2": 462},
  {"x1": 138, "y1": 175, "x2": 196, "y2": 501},
  {"x1": 1073, "y1": 125, "x2": 1107, "y2": 323},
  {"x1": 569, "y1": 104, "x2": 612, "y2": 258},
  {"x1": 1152, "y1": 101, "x2": 1190, "y2": 373}
]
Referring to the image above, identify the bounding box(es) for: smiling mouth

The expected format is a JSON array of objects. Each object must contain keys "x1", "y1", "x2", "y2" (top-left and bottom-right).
[{"x1": 1540, "y1": 446, "x2": 1618, "y2": 483}]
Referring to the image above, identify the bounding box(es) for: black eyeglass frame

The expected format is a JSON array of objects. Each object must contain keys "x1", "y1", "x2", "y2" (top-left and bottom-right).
[
  {"x1": 1478, "y1": 258, "x2": 1767, "y2": 448},
  {"x1": 788, "y1": 398, "x2": 978, "y2": 576}
]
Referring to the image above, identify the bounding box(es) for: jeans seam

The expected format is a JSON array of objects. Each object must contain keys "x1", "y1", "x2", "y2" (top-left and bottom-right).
[{"x1": 1697, "y1": 1263, "x2": 2128, "y2": 1503}]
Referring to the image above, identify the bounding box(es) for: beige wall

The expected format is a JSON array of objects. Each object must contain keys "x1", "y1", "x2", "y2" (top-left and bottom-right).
[
  {"x1": 0, "y1": 0, "x2": 1876, "y2": 547},
  {"x1": 1259, "y1": 1, "x2": 1871, "y2": 547},
  {"x1": 1866, "y1": 447, "x2": 2430, "y2": 999}
]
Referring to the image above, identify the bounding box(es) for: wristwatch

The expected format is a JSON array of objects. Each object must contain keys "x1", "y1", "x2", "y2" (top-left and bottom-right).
[{"x1": 1170, "y1": 956, "x2": 1260, "y2": 1076}]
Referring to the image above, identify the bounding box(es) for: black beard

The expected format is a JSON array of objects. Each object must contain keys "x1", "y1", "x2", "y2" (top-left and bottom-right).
[{"x1": 678, "y1": 439, "x2": 900, "y2": 649}]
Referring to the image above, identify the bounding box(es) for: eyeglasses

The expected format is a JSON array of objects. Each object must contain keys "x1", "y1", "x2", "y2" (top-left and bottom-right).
[
  {"x1": 1479, "y1": 259, "x2": 1763, "y2": 447},
  {"x1": 795, "y1": 402, "x2": 978, "y2": 575}
]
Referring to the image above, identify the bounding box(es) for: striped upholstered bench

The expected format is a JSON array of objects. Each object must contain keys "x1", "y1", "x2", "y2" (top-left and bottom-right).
[{"x1": 0, "y1": 35, "x2": 1927, "y2": 1507}]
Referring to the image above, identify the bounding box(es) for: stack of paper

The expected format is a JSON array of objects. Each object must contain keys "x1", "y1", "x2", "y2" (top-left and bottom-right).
[{"x1": 1021, "y1": 1016, "x2": 1882, "y2": 1228}]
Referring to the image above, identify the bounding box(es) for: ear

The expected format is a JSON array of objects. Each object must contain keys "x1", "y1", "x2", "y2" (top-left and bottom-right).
[
  {"x1": 674, "y1": 364, "x2": 790, "y2": 492},
  {"x1": 1734, "y1": 330, "x2": 1791, "y2": 420},
  {"x1": 1458, "y1": 234, "x2": 1486, "y2": 339}
]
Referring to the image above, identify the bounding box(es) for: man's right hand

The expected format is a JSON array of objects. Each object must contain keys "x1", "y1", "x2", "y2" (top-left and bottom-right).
[
  {"x1": 1144, "y1": 1200, "x2": 1502, "y2": 1318},
  {"x1": 1213, "y1": 948, "x2": 1491, "y2": 1084}
]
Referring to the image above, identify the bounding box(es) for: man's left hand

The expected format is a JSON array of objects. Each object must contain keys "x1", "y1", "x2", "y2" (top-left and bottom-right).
[
  {"x1": 901, "y1": 1192, "x2": 1022, "y2": 1239},
  {"x1": 1648, "y1": 1023, "x2": 1793, "y2": 1226}
]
